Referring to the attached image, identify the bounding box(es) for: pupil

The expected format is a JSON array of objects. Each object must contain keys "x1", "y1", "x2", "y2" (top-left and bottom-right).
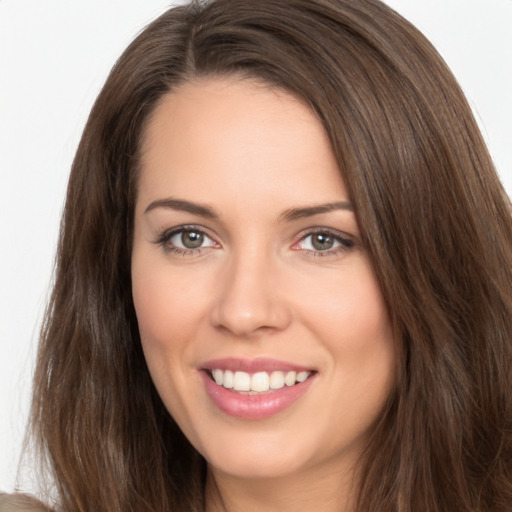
[
  {"x1": 312, "y1": 233, "x2": 334, "y2": 250},
  {"x1": 182, "y1": 230, "x2": 204, "y2": 249}
]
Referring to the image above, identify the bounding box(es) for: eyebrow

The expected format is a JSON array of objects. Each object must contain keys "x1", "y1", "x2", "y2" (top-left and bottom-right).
[
  {"x1": 144, "y1": 197, "x2": 217, "y2": 218},
  {"x1": 280, "y1": 201, "x2": 354, "y2": 221},
  {"x1": 144, "y1": 197, "x2": 353, "y2": 221}
]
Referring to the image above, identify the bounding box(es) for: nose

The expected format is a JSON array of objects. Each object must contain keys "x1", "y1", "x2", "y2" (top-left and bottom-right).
[{"x1": 209, "y1": 250, "x2": 292, "y2": 338}]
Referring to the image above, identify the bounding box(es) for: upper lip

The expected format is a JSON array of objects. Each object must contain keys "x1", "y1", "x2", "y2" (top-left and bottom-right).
[{"x1": 201, "y1": 357, "x2": 314, "y2": 373}]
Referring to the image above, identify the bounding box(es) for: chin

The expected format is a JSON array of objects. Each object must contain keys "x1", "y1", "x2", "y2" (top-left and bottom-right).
[{"x1": 206, "y1": 443, "x2": 313, "y2": 480}]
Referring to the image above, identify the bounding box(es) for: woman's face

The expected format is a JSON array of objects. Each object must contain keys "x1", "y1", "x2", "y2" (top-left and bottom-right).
[{"x1": 132, "y1": 78, "x2": 395, "y2": 482}]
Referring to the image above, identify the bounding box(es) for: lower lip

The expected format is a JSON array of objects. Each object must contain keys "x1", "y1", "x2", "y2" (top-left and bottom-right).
[{"x1": 200, "y1": 371, "x2": 316, "y2": 420}]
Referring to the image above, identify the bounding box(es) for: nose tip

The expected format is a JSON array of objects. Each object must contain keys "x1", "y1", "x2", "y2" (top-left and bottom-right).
[{"x1": 209, "y1": 261, "x2": 292, "y2": 338}]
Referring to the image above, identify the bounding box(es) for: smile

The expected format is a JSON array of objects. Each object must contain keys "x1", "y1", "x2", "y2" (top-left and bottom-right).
[
  {"x1": 200, "y1": 358, "x2": 317, "y2": 419},
  {"x1": 210, "y1": 369, "x2": 311, "y2": 393}
]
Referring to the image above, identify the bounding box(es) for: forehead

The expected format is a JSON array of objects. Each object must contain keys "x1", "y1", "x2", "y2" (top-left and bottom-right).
[{"x1": 137, "y1": 78, "x2": 348, "y2": 214}]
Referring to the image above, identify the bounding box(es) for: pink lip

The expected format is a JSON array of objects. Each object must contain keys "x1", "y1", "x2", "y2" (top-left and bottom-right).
[
  {"x1": 201, "y1": 357, "x2": 312, "y2": 373},
  {"x1": 199, "y1": 358, "x2": 316, "y2": 420}
]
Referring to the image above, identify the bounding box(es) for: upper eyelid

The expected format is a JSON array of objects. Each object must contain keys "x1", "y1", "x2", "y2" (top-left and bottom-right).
[
  {"x1": 293, "y1": 227, "x2": 356, "y2": 252},
  {"x1": 154, "y1": 224, "x2": 354, "y2": 248},
  {"x1": 296, "y1": 226, "x2": 353, "y2": 241},
  {"x1": 157, "y1": 224, "x2": 214, "y2": 239},
  {"x1": 170, "y1": 228, "x2": 216, "y2": 242},
  {"x1": 154, "y1": 225, "x2": 219, "y2": 255}
]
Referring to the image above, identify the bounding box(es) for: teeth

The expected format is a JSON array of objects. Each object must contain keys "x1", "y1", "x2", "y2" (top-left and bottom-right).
[
  {"x1": 233, "y1": 371, "x2": 251, "y2": 391},
  {"x1": 212, "y1": 369, "x2": 223, "y2": 385},
  {"x1": 223, "y1": 370, "x2": 234, "y2": 389},
  {"x1": 210, "y1": 369, "x2": 311, "y2": 393},
  {"x1": 296, "y1": 371, "x2": 309, "y2": 383},
  {"x1": 269, "y1": 371, "x2": 285, "y2": 389},
  {"x1": 284, "y1": 371, "x2": 296, "y2": 386},
  {"x1": 251, "y1": 372, "x2": 269, "y2": 392}
]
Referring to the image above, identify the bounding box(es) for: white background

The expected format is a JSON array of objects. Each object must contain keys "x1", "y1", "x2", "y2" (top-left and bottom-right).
[{"x1": 1, "y1": 0, "x2": 511, "y2": 494}]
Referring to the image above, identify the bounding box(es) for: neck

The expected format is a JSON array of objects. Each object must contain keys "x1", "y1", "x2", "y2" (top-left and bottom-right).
[{"x1": 204, "y1": 458, "x2": 359, "y2": 512}]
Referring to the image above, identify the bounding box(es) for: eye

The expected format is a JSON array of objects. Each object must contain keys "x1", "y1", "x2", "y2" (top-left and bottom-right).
[
  {"x1": 302, "y1": 232, "x2": 338, "y2": 251},
  {"x1": 294, "y1": 229, "x2": 354, "y2": 256},
  {"x1": 155, "y1": 226, "x2": 219, "y2": 255},
  {"x1": 171, "y1": 229, "x2": 209, "y2": 249}
]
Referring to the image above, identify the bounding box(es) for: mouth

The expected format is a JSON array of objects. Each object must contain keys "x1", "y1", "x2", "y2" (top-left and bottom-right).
[
  {"x1": 208, "y1": 368, "x2": 314, "y2": 394},
  {"x1": 200, "y1": 358, "x2": 317, "y2": 419}
]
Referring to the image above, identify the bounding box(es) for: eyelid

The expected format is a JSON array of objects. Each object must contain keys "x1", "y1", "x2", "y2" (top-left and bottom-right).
[
  {"x1": 169, "y1": 229, "x2": 216, "y2": 249},
  {"x1": 292, "y1": 227, "x2": 355, "y2": 254},
  {"x1": 153, "y1": 224, "x2": 355, "y2": 258},
  {"x1": 154, "y1": 224, "x2": 220, "y2": 255}
]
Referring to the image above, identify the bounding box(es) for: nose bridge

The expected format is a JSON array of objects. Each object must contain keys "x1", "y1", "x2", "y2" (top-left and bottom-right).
[{"x1": 210, "y1": 243, "x2": 291, "y2": 337}]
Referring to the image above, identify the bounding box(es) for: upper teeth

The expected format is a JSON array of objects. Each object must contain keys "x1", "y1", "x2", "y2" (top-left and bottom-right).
[{"x1": 211, "y1": 369, "x2": 310, "y2": 393}]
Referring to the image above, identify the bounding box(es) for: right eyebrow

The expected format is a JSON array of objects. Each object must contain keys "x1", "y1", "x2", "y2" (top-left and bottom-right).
[
  {"x1": 280, "y1": 201, "x2": 354, "y2": 222},
  {"x1": 144, "y1": 197, "x2": 218, "y2": 218}
]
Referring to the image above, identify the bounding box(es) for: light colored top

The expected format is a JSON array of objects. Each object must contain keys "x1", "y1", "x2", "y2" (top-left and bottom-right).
[{"x1": 0, "y1": 494, "x2": 51, "y2": 512}]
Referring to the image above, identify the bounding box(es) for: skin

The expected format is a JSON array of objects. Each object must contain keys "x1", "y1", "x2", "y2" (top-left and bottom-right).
[{"x1": 132, "y1": 77, "x2": 396, "y2": 511}]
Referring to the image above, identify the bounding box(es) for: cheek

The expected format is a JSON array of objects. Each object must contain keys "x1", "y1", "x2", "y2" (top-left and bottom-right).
[
  {"x1": 131, "y1": 262, "x2": 205, "y2": 423},
  {"x1": 131, "y1": 255, "x2": 215, "y2": 425},
  {"x1": 298, "y1": 260, "x2": 392, "y2": 345},
  {"x1": 131, "y1": 271, "x2": 180, "y2": 394},
  {"x1": 297, "y1": 259, "x2": 395, "y2": 393},
  {"x1": 131, "y1": 260, "x2": 207, "y2": 348},
  {"x1": 338, "y1": 283, "x2": 395, "y2": 411},
  {"x1": 336, "y1": 274, "x2": 394, "y2": 376}
]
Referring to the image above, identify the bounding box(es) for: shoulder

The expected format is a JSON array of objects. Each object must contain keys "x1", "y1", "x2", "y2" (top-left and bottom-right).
[{"x1": 0, "y1": 494, "x2": 52, "y2": 512}]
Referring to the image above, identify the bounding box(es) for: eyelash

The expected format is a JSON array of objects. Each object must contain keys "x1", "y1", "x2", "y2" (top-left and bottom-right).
[
  {"x1": 154, "y1": 225, "x2": 217, "y2": 256},
  {"x1": 154, "y1": 225, "x2": 354, "y2": 258},
  {"x1": 293, "y1": 228, "x2": 355, "y2": 258}
]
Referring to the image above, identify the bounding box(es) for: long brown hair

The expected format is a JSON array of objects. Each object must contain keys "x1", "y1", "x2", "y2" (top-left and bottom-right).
[{"x1": 29, "y1": 1, "x2": 512, "y2": 510}]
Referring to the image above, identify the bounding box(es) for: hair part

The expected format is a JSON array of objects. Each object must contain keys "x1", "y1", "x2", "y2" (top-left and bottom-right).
[{"x1": 28, "y1": 1, "x2": 512, "y2": 511}]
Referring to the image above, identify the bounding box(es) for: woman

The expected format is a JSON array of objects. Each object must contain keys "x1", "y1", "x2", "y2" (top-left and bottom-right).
[{"x1": 2, "y1": 0, "x2": 512, "y2": 510}]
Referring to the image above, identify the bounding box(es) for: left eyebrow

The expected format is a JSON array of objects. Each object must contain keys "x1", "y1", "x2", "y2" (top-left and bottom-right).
[
  {"x1": 280, "y1": 201, "x2": 354, "y2": 221},
  {"x1": 144, "y1": 197, "x2": 217, "y2": 218}
]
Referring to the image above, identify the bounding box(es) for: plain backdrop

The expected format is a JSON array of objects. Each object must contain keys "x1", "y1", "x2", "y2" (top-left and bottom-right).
[{"x1": 1, "y1": 0, "x2": 511, "y2": 494}]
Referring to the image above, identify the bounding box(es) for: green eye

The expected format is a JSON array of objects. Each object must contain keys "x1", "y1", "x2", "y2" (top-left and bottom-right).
[
  {"x1": 297, "y1": 230, "x2": 354, "y2": 255},
  {"x1": 180, "y1": 230, "x2": 204, "y2": 249},
  {"x1": 310, "y1": 233, "x2": 335, "y2": 250},
  {"x1": 160, "y1": 226, "x2": 218, "y2": 254}
]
